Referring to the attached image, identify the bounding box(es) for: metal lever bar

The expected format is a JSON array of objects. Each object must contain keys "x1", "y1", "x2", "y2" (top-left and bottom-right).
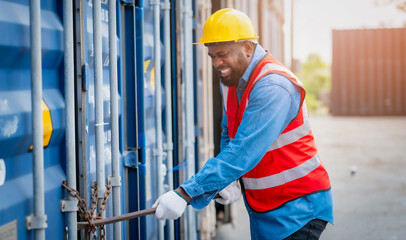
[
  {"x1": 77, "y1": 194, "x2": 222, "y2": 230},
  {"x1": 77, "y1": 207, "x2": 156, "y2": 230}
]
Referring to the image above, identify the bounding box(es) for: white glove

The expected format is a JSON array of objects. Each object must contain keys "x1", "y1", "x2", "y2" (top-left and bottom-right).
[
  {"x1": 153, "y1": 191, "x2": 188, "y2": 220},
  {"x1": 215, "y1": 181, "x2": 241, "y2": 205}
]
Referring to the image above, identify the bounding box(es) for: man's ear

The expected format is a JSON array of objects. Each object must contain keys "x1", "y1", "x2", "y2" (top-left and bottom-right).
[{"x1": 243, "y1": 41, "x2": 254, "y2": 57}]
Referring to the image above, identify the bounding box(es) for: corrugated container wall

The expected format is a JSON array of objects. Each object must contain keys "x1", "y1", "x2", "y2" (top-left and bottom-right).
[
  {"x1": 0, "y1": 1, "x2": 66, "y2": 238},
  {"x1": 0, "y1": 0, "x2": 286, "y2": 239},
  {"x1": 331, "y1": 28, "x2": 406, "y2": 116},
  {"x1": 258, "y1": 0, "x2": 285, "y2": 62}
]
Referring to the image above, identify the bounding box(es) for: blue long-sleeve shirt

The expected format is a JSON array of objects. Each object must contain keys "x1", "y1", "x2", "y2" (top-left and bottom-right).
[{"x1": 181, "y1": 44, "x2": 333, "y2": 240}]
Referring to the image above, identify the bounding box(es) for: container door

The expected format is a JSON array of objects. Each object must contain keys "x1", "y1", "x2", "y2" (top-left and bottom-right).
[{"x1": 0, "y1": 0, "x2": 65, "y2": 239}]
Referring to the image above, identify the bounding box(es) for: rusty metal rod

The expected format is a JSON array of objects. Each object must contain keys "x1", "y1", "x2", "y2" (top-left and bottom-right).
[{"x1": 77, "y1": 207, "x2": 156, "y2": 230}]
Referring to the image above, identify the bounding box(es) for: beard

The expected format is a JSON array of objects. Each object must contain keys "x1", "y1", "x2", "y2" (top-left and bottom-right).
[
  {"x1": 220, "y1": 75, "x2": 240, "y2": 87},
  {"x1": 218, "y1": 51, "x2": 248, "y2": 87}
]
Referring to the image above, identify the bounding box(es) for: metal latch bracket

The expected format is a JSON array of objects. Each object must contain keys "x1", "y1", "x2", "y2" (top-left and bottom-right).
[
  {"x1": 61, "y1": 199, "x2": 79, "y2": 212},
  {"x1": 25, "y1": 214, "x2": 48, "y2": 230}
]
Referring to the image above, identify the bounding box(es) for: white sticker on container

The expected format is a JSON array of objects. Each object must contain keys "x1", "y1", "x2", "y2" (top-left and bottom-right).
[
  {"x1": 0, "y1": 159, "x2": 5, "y2": 186},
  {"x1": 0, "y1": 220, "x2": 17, "y2": 240}
]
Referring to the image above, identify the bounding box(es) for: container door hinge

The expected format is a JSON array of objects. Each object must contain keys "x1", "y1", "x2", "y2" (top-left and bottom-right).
[
  {"x1": 163, "y1": 142, "x2": 173, "y2": 151},
  {"x1": 160, "y1": 1, "x2": 170, "y2": 10},
  {"x1": 153, "y1": 148, "x2": 167, "y2": 159},
  {"x1": 25, "y1": 214, "x2": 47, "y2": 230},
  {"x1": 123, "y1": 150, "x2": 139, "y2": 168}
]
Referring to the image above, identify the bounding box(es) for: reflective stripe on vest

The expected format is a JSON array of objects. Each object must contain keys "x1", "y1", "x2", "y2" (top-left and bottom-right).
[
  {"x1": 267, "y1": 104, "x2": 310, "y2": 151},
  {"x1": 242, "y1": 154, "x2": 320, "y2": 190},
  {"x1": 256, "y1": 63, "x2": 302, "y2": 87}
]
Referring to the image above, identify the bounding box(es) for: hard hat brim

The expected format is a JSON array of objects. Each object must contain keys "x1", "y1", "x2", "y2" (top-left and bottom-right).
[{"x1": 193, "y1": 36, "x2": 259, "y2": 45}]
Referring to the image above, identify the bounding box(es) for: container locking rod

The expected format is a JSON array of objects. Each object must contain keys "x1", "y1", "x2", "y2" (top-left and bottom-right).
[{"x1": 77, "y1": 207, "x2": 156, "y2": 230}]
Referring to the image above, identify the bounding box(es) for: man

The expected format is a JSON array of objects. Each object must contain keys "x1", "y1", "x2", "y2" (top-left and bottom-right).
[{"x1": 153, "y1": 8, "x2": 333, "y2": 240}]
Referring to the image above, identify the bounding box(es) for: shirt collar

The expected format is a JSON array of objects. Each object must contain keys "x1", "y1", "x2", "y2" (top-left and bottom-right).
[{"x1": 240, "y1": 44, "x2": 267, "y2": 85}]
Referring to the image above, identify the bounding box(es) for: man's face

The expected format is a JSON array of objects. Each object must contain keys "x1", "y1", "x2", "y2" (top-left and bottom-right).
[{"x1": 207, "y1": 42, "x2": 252, "y2": 87}]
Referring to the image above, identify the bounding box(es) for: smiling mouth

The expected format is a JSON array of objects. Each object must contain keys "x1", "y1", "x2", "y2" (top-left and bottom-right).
[{"x1": 219, "y1": 68, "x2": 231, "y2": 77}]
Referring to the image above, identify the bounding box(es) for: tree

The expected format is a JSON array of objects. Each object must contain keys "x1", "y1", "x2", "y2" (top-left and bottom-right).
[{"x1": 296, "y1": 54, "x2": 331, "y2": 113}]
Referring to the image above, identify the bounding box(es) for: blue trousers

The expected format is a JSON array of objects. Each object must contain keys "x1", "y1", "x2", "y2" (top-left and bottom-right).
[{"x1": 283, "y1": 219, "x2": 327, "y2": 240}]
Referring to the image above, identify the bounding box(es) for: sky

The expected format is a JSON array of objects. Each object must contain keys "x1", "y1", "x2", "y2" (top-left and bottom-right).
[{"x1": 285, "y1": 0, "x2": 406, "y2": 64}]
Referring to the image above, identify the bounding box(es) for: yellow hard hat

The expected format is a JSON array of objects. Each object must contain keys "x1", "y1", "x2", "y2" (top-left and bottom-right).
[{"x1": 195, "y1": 8, "x2": 259, "y2": 45}]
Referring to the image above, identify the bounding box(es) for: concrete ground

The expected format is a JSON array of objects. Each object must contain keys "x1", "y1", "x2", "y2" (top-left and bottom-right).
[{"x1": 213, "y1": 115, "x2": 406, "y2": 240}]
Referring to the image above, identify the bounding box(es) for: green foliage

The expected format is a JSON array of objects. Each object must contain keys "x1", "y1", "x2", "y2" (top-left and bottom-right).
[
  {"x1": 303, "y1": 93, "x2": 319, "y2": 113},
  {"x1": 295, "y1": 54, "x2": 331, "y2": 113}
]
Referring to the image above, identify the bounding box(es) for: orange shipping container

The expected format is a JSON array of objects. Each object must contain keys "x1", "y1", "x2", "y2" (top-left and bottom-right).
[{"x1": 331, "y1": 28, "x2": 406, "y2": 115}]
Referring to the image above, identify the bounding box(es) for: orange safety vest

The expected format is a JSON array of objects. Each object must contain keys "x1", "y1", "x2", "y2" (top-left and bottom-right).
[{"x1": 221, "y1": 54, "x2": 331, "y2": 212}]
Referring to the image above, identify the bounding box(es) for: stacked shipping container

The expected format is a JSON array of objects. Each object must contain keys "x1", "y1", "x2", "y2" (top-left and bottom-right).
[{"x1": 332, "y1": 28, "x2": 406, "y2": 116}]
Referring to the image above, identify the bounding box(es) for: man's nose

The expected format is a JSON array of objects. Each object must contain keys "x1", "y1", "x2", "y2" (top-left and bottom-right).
[{"x1": 212, "y1": 57, "x2": 222, "y2": 68}]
